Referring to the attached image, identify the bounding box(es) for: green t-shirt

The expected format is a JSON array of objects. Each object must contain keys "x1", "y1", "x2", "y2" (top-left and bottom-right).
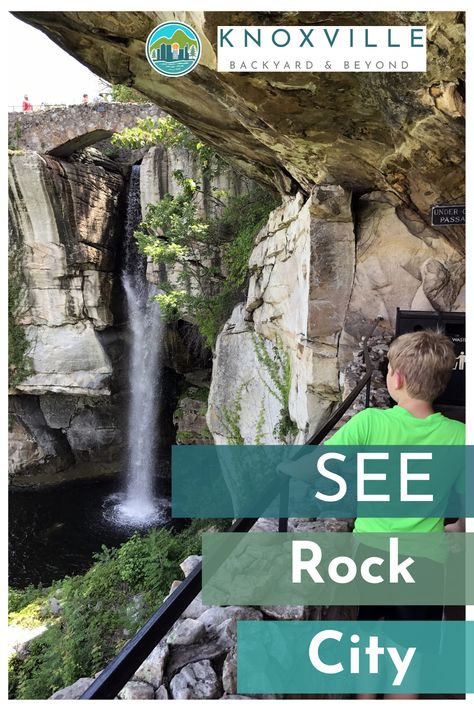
[{"x1": 324, "y1": 405, "x2": 465, "y2": 534}]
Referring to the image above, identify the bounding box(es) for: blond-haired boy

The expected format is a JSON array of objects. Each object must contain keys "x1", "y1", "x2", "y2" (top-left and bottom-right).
[{"x1": 325, "y1": 329, "x2": 465, "y2": 699}]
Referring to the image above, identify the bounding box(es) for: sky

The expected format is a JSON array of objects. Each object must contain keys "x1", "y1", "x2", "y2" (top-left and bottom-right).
[{"x1": 7, "y1": 13, "x2": 106, "y2": 109}]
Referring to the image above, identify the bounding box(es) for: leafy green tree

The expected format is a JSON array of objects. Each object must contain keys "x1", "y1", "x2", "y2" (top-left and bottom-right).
[
  {"x1": 135, "y1": 178, "x2": 278, "y2": 348},
  {"x1": 113, "y1": 115, "x2": 279, "y2": 348},
  {"x1": 112, "y1": 115, "x2": 224, "y2": 176},
  {"x1": 109, "y1": 84, "x2": 149, "y2": 103}
]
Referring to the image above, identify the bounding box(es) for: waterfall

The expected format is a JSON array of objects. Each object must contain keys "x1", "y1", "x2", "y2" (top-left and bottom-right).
[{"x1": 108, "y1": 164, "x2": 166, "y2": 527}]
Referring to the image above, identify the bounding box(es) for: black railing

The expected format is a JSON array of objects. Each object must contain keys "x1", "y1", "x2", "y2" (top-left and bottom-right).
[{"x1": 81, "y1": 322, "x2": 379, "y2": 699}]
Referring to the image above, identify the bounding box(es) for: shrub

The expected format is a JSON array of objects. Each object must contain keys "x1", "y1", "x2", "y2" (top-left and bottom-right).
[
  {"x1": 110, "y1": 84, "x2": 149, "y2": 103},
  {"x1": 8, "y1": 519, "x2": 229, "y2": 699}
]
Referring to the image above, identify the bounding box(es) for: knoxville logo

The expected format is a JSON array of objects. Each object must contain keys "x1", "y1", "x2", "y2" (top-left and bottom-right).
[
  {"x1": 146, "y1": 21, "x2": 201, "y2": 77},
  {"x1": 217, "y1": 25, "x2": 427, "y2": 73},
  {"x1": 218, "y1": 26, "x2": 425, "y2": 49}
]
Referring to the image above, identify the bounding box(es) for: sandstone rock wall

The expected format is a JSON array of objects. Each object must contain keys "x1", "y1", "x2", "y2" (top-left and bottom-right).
[
  {"x1": 207, "y1": 185, "x2": 465, "y2": 446},
  {"x1": 8, "y1": 140, "x2": 256, "y2": 483},
  {"x1": 8, "y1": 150, "x2": 125, "y2": 484},
  {"x1": 339, "y1": 191, "x2": 464, "y2": 362},
  {"x1": 9, "y1": 151, "x2": 122, "y2": 396}
]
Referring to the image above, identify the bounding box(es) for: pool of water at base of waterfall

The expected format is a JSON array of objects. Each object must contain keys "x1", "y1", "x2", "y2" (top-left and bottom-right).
[{"x1": 8, "y1": 474, "x2": 184, "y2": 588}]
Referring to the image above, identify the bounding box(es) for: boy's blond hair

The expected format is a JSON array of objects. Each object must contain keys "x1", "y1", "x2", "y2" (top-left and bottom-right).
[{"x1": 388, "y1": 329, "x2": 456, "y2": 402}]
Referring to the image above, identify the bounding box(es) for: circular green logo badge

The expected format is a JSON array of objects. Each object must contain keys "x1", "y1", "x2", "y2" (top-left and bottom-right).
[{"x1": 146, "y1": 21, "x2": 201, "y2": 77}]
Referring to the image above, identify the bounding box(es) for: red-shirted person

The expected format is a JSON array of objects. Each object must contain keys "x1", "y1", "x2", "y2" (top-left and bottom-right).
[{"x1": 22, "y1": 95, "x2": 33, "y2": 111}]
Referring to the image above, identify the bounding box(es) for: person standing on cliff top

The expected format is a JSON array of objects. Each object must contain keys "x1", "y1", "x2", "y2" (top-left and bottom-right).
[{"x1": 22, "y1": 95, "x2": 33, "y2": 111}]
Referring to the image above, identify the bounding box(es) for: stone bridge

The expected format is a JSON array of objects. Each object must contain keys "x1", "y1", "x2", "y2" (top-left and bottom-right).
[{"x1": 8, "y1": 102, "x2": 162, "y2": 156}]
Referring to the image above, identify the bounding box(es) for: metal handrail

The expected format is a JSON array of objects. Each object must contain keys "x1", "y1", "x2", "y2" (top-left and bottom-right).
[{"x1": 81, "y1": 322, "x2": 380, "y2": 699}]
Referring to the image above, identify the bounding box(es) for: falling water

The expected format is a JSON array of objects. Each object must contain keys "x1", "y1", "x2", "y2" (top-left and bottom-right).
[{"x1": 106, "y1": 165, "x2": 166, "y2": 527}]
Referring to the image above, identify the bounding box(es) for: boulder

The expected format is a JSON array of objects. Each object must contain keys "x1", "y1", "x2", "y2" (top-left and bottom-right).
[
  {"x1": 50, "y1": 678, "x2": 94, "y2": 699},
  {"x1": 169, "y1": 659, "x2": 221, "y2": 700},
  {"x1": 222, "y1": 647, "x2": 237, "y2": 694},
  {"x1": 260, "y1": 605, "x2": 307, "y2": 620},
  {"x1": 180, "y1": 554, "x2": 202, "y2": 577},
  {"x1": 155, "y1": 685, "x2": 169, "y2": 699},
  {"x1": 118, "y1": 680, "x2": 155, "y2": 700},
  {"x1": 167, "y1": 618, "x2": 206, "y2": 646},
  {"x1": 133, "y1": 640, "x2": 169, "y2": 688},
  {"x1": 181, "y1": 591, "x2": 214, "y2": 620},
  {"x1": 197, "y1": 605, "x2": 263, "y2": 633}
]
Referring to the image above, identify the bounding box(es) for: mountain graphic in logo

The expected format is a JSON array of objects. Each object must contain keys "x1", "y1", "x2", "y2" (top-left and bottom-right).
[{"x1": 146, "y1": 22, "x2": 201, "y2": 77}]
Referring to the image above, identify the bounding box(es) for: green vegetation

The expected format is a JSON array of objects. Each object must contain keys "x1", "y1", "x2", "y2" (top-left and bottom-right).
[
  {"x1": 185, "y1": 385, "x2": 210, "y2": 403},
  {"x1": 176, "y1": 427, "x2": 212, "y2": 444},
  {"x1": 174, "y1": 385, "x2": 213, "y2": 443},
  {"x1": 217, "y1": 336, "x2": 298, "y2": 445},
  {"x1": 134, "y1": 177, "x2": 277, "y2": 348},
  {"x1": 8, "y1": 519, "x2": 229, "y2": 700},
  {"x1": 252, "y1": 333, "x2": 298, "y2": 443},
  {"x1": 112, "y1": 115, "x2": 223, "y2": 175},
  {"x1": 113, "y1": 115, "x2": 278, "y2": 349},
  {"x1": 8, "y1": 240, "x2": 32, "y2": 389},
  {"x1": 110, "y1": 84, "x2": 149, "y2": 104},
  {"x1": 254, "y1": 398, "x2": 267, "y2": 445},
  {"x1": 220, "y1": 382, "x2": 247, "y2": 445}
]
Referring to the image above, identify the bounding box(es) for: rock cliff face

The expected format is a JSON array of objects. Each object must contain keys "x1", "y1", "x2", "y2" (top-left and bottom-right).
[
  {"x1": 11, "y1": 11, "x2": 464, "y2": 450},
  {"x1": 14, "y1": 11, "x2": 465, "y2": 252},
  {"x1": 8, "y1": 141, "x2": 252, "y2": 483},
  {"x1": 208, "y1": 187, "x2": 464, "y2": 444},
  {"x1": 9, "y1": 151, "x2": 122, "y2": 395},
  {"x1": 9, "y1": 150, "x2": 126, "y2": 484}
]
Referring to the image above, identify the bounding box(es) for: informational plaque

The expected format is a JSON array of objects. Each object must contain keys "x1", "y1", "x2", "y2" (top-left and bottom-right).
[{"x1": 431, "y1": 204, "x2": 465, "y2": 226}]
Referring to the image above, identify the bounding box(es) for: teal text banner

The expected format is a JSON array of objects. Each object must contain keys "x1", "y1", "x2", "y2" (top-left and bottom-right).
[
  {"x1": 237, "y1": 620, "x2": 474, "y2": 694},
  {"x1": 202, "y1": 532, "x2": 473, "y2": 605},
  {"x1": 172, "y1": 445, "x2": 471, "y2": 518}
]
